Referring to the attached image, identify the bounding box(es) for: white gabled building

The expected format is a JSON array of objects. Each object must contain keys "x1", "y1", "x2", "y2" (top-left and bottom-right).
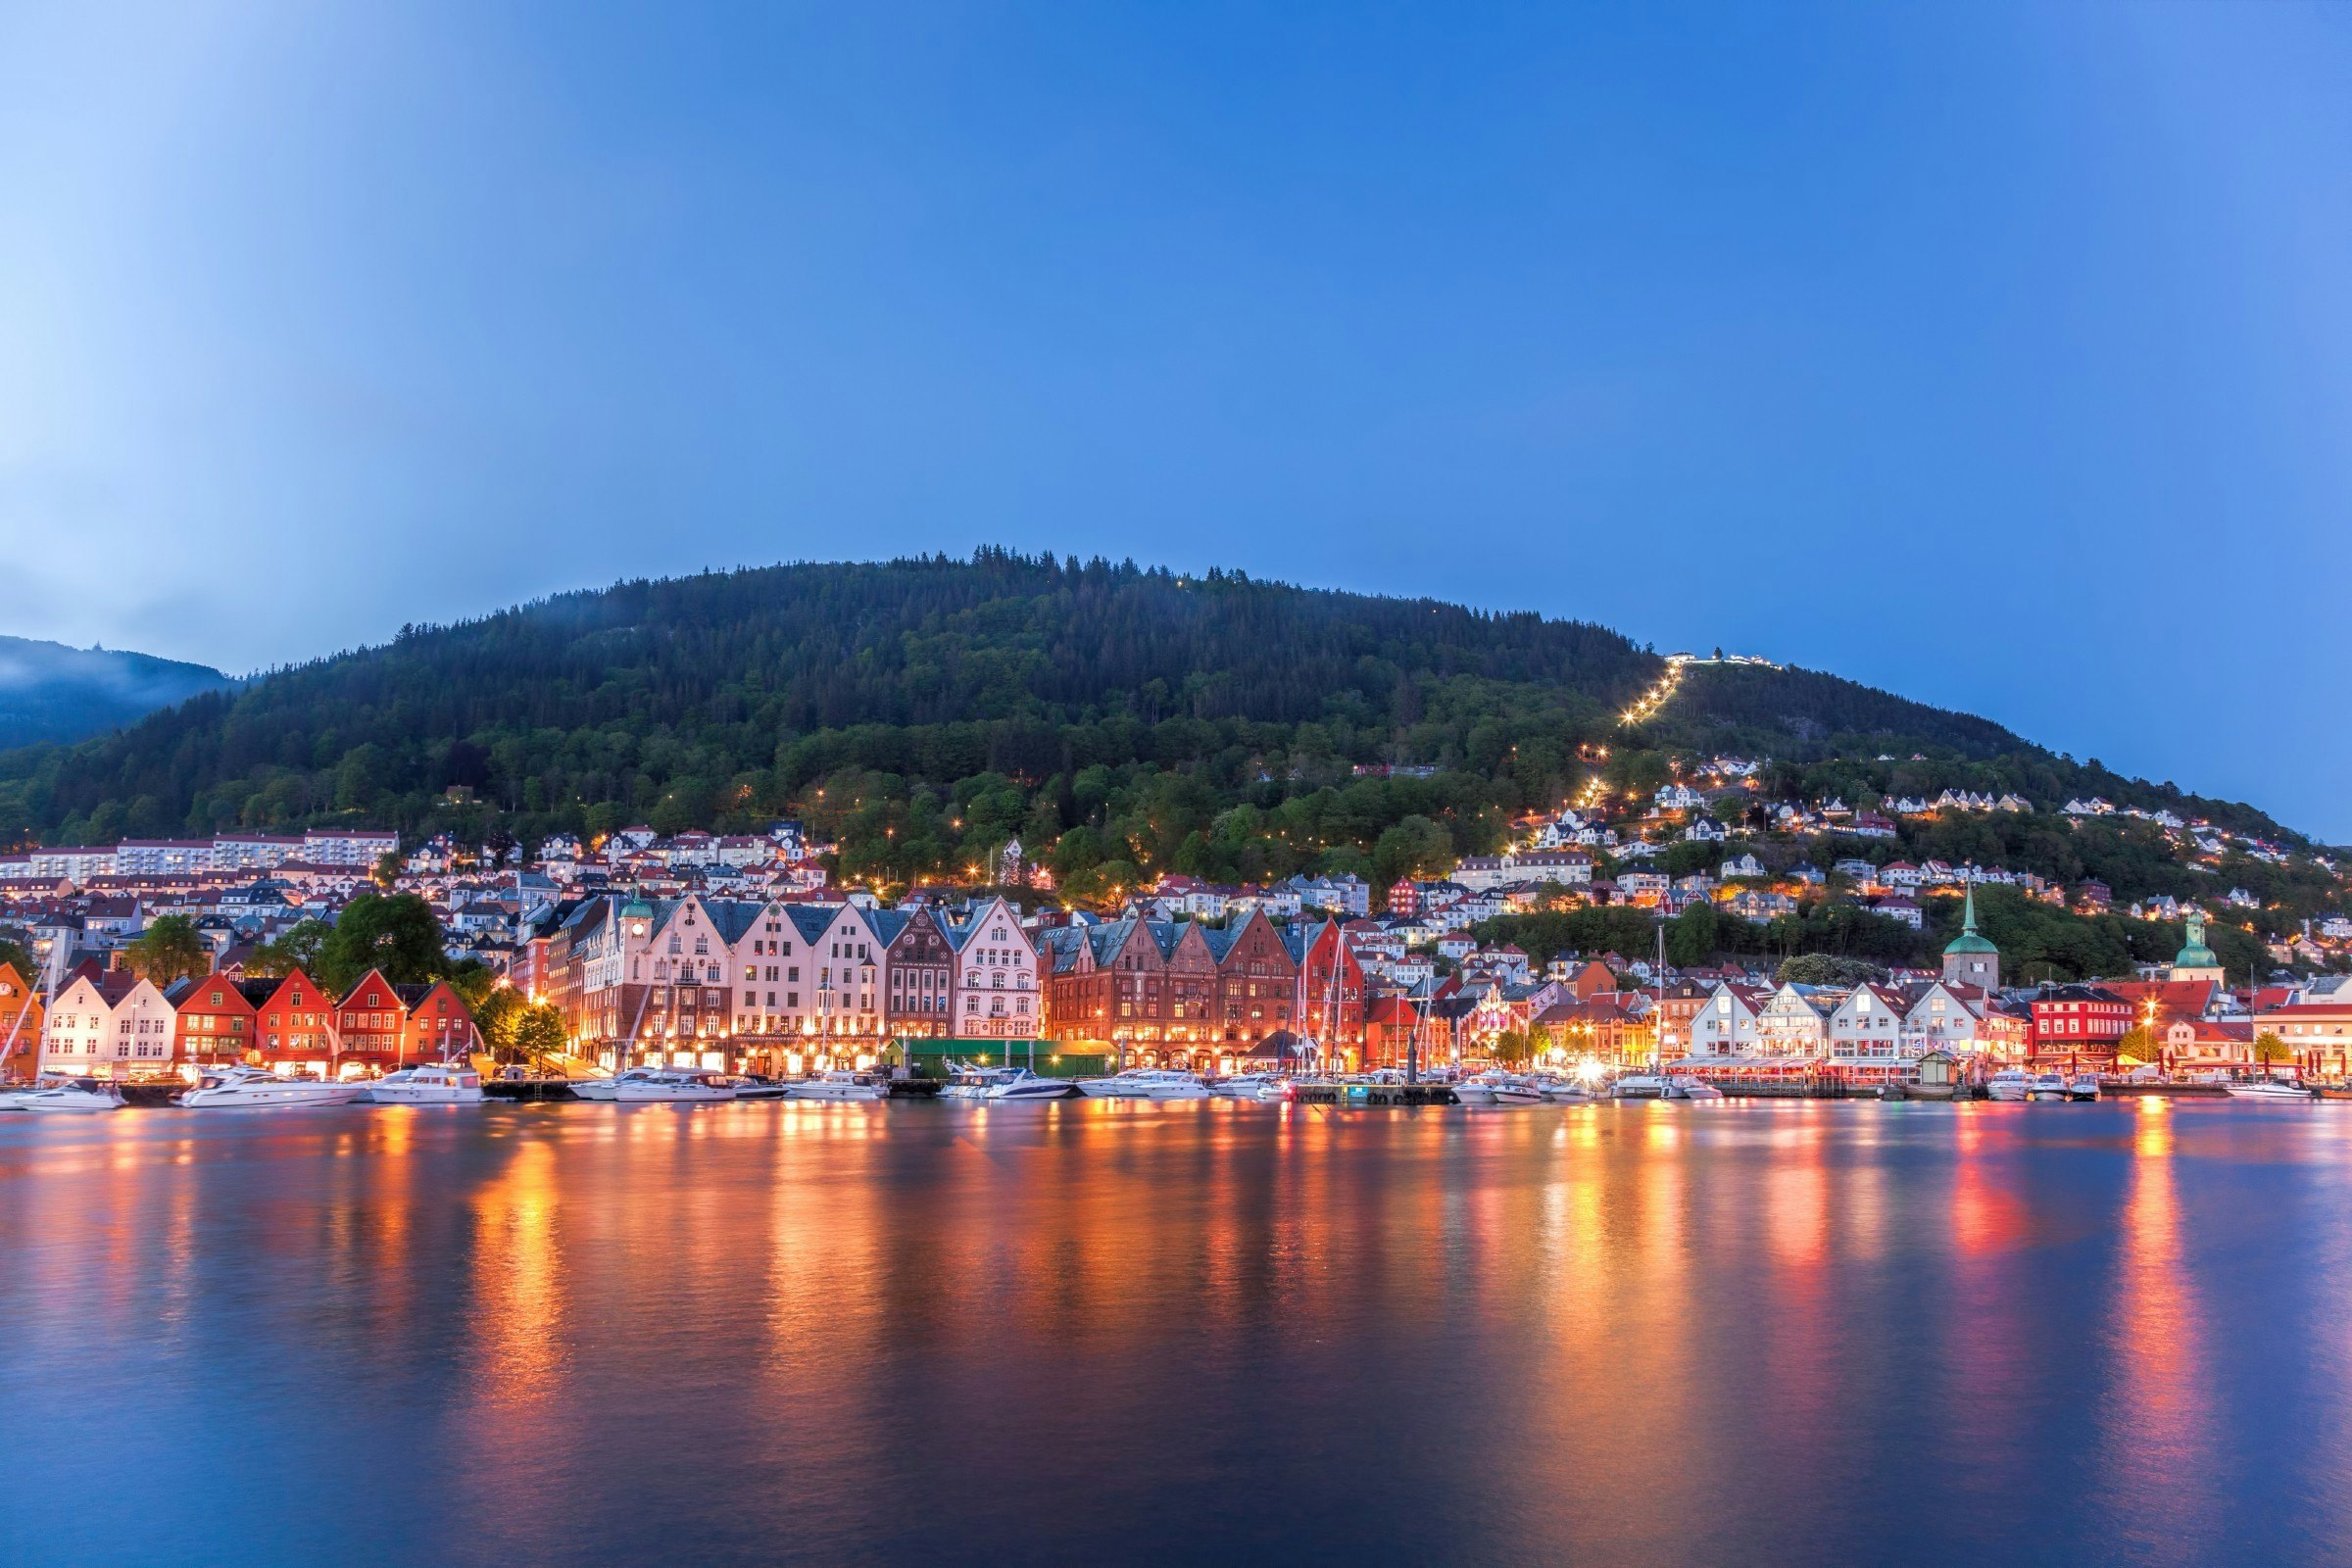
[
  {"x1": 40, "y1": 970, "x2": 177, "y2": 1080},
  {"x1": 1829, "y1": 981, "x2": 1908, "y2": 1061},
  {"x1": 1688, "y1": 982, "x2": 1771, "y2": 1055},
  {"x1": 1904, "y1": 980, "x2": 1991, "y2": 1055},
  {"x1": 1755, "y1": 984, "x2": 1831, "y2": 1055},
  {"x1": 947, "y1": 895, "x2": 1042, "y2": 1038}
]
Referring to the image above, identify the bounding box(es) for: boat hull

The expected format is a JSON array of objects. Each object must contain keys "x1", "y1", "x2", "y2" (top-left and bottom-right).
[
  {"x1": 180, "y1": 1084, "x2": 367, "y2": 1109},
  {"x1": 368, "y1": 1087, "x2": 486, "y2": 1104},
  {"x1": 787, "y1": 1084, "x2": 886, "y2": 1101}
]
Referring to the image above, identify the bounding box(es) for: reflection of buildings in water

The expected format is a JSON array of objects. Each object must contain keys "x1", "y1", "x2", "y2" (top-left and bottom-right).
[
  {"x1": 2098, "y1": 1098, "x2": 2216, "y2": 1564},
  {"x1": 1936, "y1": 1104, "x2": 2038, "y2": 1506}
]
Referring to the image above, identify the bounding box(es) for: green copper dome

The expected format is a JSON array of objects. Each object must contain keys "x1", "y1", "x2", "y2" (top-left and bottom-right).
[
  {"x1": 620, "y1": 894, "x2": 653, "y2": 921},
  {"x1": 2174, "y1": 909, "x2": 2220, "y2": 970},
  {"x1": 1944, "y1": 885, "x2": 1997, "y2": 955}
]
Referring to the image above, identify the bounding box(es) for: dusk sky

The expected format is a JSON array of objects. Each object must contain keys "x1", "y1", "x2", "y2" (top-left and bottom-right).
[{"x1": 3, "y1": 4, "x2": 2346, "y2": 838}]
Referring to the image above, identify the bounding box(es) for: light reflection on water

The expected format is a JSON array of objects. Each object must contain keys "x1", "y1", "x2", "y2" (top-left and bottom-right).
[{"x1": 6, "y1": 1099, "x2": 2352, "y2": 1565}]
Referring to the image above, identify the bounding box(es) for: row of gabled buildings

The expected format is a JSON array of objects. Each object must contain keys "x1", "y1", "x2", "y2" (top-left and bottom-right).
[
  {"x1": 500, "y1": 888, "x2": 1379, "y2": 1076},
  {"x1": 4, "y1": 958, "x2": 478, "y2": 1083},
  {"x1": 515, "y1": 892, "x2": 1050, "y2": 1072}
]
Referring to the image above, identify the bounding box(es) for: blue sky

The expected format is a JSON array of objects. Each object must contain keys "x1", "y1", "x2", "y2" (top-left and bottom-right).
[{"x1": 3, "y1": 3, "x2": 2347, "y2": 838}]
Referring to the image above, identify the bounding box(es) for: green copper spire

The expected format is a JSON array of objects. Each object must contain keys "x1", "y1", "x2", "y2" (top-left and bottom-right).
[{"x1": 1944, "y1": 882, "x2": 1997, "y2": 956}]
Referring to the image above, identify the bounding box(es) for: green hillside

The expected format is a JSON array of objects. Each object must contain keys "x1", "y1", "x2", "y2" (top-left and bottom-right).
[{"x1": 0, "y1": 551, "x2": 2316, "y2": 906}]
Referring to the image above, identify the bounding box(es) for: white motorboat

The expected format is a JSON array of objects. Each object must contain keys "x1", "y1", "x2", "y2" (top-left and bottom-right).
[
  {"x1": 2028, "y1": 1072, "x2": 2070, "y2": 1102},
  {"x1": 1665, "y1": 1074, "x2": 1725, "y2": 1102},
  {"x1": 1210, "y1": 1072, "x2": 1283, "y2": 1100},
  {"x1": 2227, "y1": 1079, "x2": 2313, "y2": 1102},
  {"x1": 364, "y1": 1063, "x2": 485, "y2": 1104},
  {"x1": 179, "y1": 1065, "x2": 367, "y2": 1109},
  {"x1": 2068, "y1": 1075, "x2": 2101, "y2": 1102},
  {"x1": 983, "y1": 1070, "x2": 1071, "y2": 1102},
  {"x1": 787, "y1": 1070, "x2": 887, "y2": 1102},
  {"x1": 729, "y1": 1076, "x2": 794, "y2": 1101},
  {"x1": 1075, "y1": 1068, "x2": 1210, "y2": 1100},
  {"x1": 0, "y1": 1077, "x2": 123, "y2": 1113},
  {"x1": 940, "y1": 1064, "x2": 1018, "y2": 1101},
  {"x1": 613, "y1": 1070, "x2": 737, "y2": 1103},
  {"x1": 1538, "y1": 1078, "x2": 1593, "y2": 1103},
  {"x1": 1611, "y1": 1074, "x2": 1669, "y2": 1101},
  {"x1": 1456, "y1": 1071, "x2": 1542, "y2": 1106},
  {"x1": 570, "y1": 1068, "x2": 663, "y2": 1102},
  {"x1": 1075, "y1": 1069, "x2": 1147, "y2": 1099},
  {"x1": 1985, "y1": 1069, "x2": 2033, "y2": 1102}
]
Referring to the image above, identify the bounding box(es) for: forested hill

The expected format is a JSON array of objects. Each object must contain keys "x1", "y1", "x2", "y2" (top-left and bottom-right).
[
  {"x1": 0, "y1": 551, "x2": 2309, "y2": 881},
  {"x1": 0, "y1": 636, "x2": 232, "y2": 749}
]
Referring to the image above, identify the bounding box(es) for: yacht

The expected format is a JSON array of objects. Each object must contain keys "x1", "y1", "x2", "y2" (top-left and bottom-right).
[
  {"x1": 1537, "y1": 1077, "x2": 1593, "y2": 1103},
  {"x1": 940, "y1": 1064, "x2": 1018, "y2": 1101},
  {"x1": 364, "y1": 1063, "x2": 485, "y2": 1104},
  {"x1": 2067, "y1": 1075, "x2": 2101, "y2": 1102},
  {"x1": 1131, "y1": 1069, "x2": 1211, "y2": 1101},
  {"x1": 613, "y1": 1070, "x2": 738, "y2": 1103},
  {"x1": 787, "y1": 1070, "x2": 887, "y2": 1102},
  {"x1": 0, "y1": 1077, "x2": 123, "y2": 1113},
  {"x1": 1210, "y1": 1072, "x2": 1283, "y2": 1100},
  {"x1": 2027, "y1": 1072, "x2": 2071, "y2": 1102},
  {"x1": 728, "y1": 1075, "x2": 794, "y2": 1101},
  {"x1": 568, "y1": 1068, "x2": 660, "y2": 1103},
  {"x1": 1985, "y1": 1069, "x2": 2033, "y2": 1102},
  {"x1": 1459, "y1": 1071, "x2": 1543, "y2": 1106},
  {"x1": 1076, "y1": 1069, "x2": 1150, "y2": 1099},
  {"x1": 983, "y1": 1070, "x2": 1071, "y2": 1102},
  {"x1": 179, "y1": 1065, "x2": 368, "y2": 1109},
  {"x1": 1665, "y1": 1074, "x2": 1725, "y2": 1102},
  {"x1": 1611, "y1": 1074, "x2": 1670, "y2": 1101},
  {"x1": 2227, "y1": 1079, "x2": 2313, "y2": 1102}
]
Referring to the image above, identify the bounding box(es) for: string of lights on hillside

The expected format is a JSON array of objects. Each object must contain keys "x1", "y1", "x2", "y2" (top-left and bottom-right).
[{"x1": 1618, "y1": 654, "x2": 1690, "y2": 727}]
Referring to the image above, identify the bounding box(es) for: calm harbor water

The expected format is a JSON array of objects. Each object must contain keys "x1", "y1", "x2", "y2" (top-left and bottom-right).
[{"x1": 6, "y1": 1097, "x2": 2352, "y2": 1566}]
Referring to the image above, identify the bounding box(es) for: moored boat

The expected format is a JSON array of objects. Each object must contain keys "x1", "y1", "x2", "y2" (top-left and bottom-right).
[
  {"x1": 1210, "y1": 1072, "x2": 1283, "y2": 1100},
  {"x1": 613, "y1": 1070, "x2": 737, "y2": 1103},
  {"x1": 0, "y1": 1077, "x2": 123, "y2": 1113},
  {"x1": 569, "y1": 1068, "x2": 659, "y2": 1103},
  {"x1": 2067, "y1": 1075, "x2": 2100, "y2": 1102},
  {"x1": 364, "y1": 1063, "x2": 485, "y2": 1104},
  {"x1": 2226, "y1": 1079, "x2": 2313, "y2": 1102},
  {"x1": 984, "y1": 1070, "x2": 1071, "y2": 1102},
  {"x1": 728, "y1": 1075, "x2": 794, "y2": 1100},
  {"x1": 1611, "y1": 1074, "x2": 1669, "y2": 1101},
  {"x1": 179, "y1": 1065, "x2": 367, "y2": 1109},
  {"x1": 786, "y1": 1070, "x2": 886, "y2": 1102},
  {"x1": 1666, "y1": 1074, "x2": 1725, "y2": 1102},
  {"x1": 1985, "y1": 1069, "x2": 2032, "y2": 1102},
  {"x1": 2027, "y1": 1072, "x2": 2070, "y2": 1102}
]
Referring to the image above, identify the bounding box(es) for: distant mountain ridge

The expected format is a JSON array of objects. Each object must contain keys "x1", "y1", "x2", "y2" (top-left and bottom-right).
[
  {"x1": 0, "y1": 552, "x2": 2311, "y2": 860},
  {"x1": 0, "y1": 635, "x2": 233, "y2": 750}
]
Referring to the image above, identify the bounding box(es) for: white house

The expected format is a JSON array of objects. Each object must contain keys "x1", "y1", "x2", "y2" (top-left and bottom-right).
[
  {"x1": 1755, "y1": 984, "x2": 1830, "y2": 1055},
  {"x1": 949, "y1": 895, "x2": 1042, "y2": 1038},
  {"x1": 1904, "y1": 980, "x2": 1990, "y2": 1055},
  {"x1": 1688, "y1": 982, "x2": 1770, "y2": 1055},
  {"x1": 1829, "y1": 981, "x2": 1908, "y2": 1061},
  {"x1": 41, "y1": 970, "x2": 176, "y2": 1080}
]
